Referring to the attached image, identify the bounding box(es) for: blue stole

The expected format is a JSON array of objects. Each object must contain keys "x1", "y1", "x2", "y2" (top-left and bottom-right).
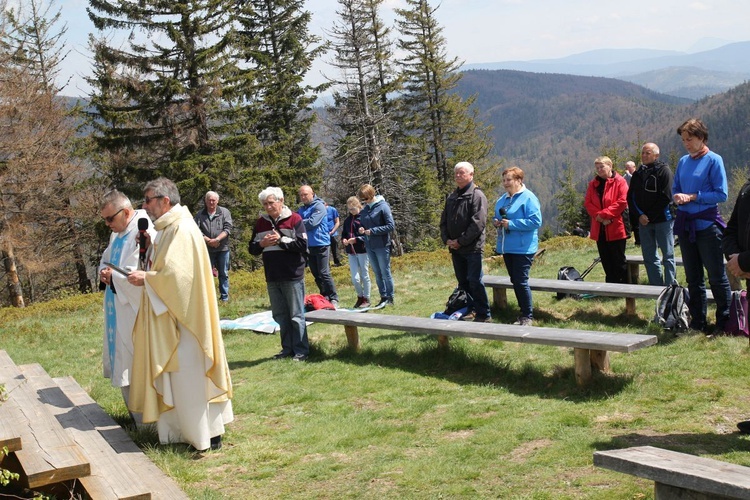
[{"x1": 105, "y1": 234, "x2": 127, "y2": 373}]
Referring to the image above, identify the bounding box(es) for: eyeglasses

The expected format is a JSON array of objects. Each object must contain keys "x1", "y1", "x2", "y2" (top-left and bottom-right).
[
  {"x1": 143, "y1": 195, "x2": 165, "y2": 204},
  {"x1": 104, "y1": 208, "x2": 124, "y2": 223}
]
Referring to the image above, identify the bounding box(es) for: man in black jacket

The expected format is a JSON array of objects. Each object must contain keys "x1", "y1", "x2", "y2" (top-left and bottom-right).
[
  {"x1": 628, "y1": 143, "x2": 676, "y2": 286},
  {"x1": 722, "y1": 178, "x2": 750, "y2": 435},
  {"x1": 439, "y1": 161, "x2": 491, "y2": 322}
]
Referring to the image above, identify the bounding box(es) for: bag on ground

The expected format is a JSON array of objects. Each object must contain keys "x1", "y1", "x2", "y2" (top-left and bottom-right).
[
  {"x1": 725, "y1": 290, "x2": 749, "y2": 337},
  {"x1": 556, "y1": 266, "x2": 583, "y2": 300},
  {"x1": 304, "y1": 294, "x2": 336, "y2": 311},
  {"x1": 655, "y1": 283, "x2": 690, "y2": 332},
  {"x1": 445, "y1": 287, "x2": 472, "y2": 315}
]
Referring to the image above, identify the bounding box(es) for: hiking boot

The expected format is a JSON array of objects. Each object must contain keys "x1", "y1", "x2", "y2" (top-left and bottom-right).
[
  {"x1": 359, "y1": 299, "x2": 371, "y2": 308},
  {"x1": 353, "y1": 297, "x2": 364, "y2": 308},
  {"x1": 513, "y1": 317, "x2": 533, "y2": 326},
  {"x1": 460, "y1": 311, "x2": 476, "y2": 321},
  {"x1": 473, "y1": 315, "x2": 491, "y2": 323}
]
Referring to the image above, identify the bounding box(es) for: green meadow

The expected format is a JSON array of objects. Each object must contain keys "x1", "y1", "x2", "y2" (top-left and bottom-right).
[{"x1": 2, "y1": 236, "x2": 749, "y2": 499}]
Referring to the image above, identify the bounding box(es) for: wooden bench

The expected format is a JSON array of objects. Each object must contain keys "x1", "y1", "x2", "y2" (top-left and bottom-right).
[
  {"x1": 305, "y1": 309, "x2": 657, "y2": 386},
  {"x1": 484, "y1": 275, "x2": 714, "y2": 316},
  {"x1": 0, "y1": 350, "x2": 188, "y2": 499},
  {"x1": 626, "y1": 254, "x2": 684, "y2": 284},
  {"x1": 0, "y1": 350, "x2": 91, "y2": 490},
  {"x1": 594, "y1": 445, "x2": 750, "y2": 499}
]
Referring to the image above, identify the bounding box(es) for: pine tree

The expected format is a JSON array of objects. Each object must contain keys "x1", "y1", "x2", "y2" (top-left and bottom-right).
[
  {"x1": 86, "y1": 0, "x2": 246, "y2": 209},
  {"x1": 554, "y1": 162, "x2": 587, "y2": 234},
  {"x1": 233, "y1": 0, "x2": 327, "y2": 199},
  {"x1": 323, "y1": 0, "x2": 401, "y2": 200},
  {"x1": 393, "y1": 0, "x2": 495, "y2": 246}
]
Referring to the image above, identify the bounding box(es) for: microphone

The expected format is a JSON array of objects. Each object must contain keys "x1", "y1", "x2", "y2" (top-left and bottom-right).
[
  {"x1": 138, "y1": 218, "x2": 149, "y2": 269},
  {"x1": 499, "y1": 208, "x2": 509, "y2": 232}
]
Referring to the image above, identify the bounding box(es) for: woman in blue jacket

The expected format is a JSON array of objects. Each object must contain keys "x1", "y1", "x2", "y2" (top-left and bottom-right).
[
  {"x1": 357, "y1": 184, "x2": 395, "y2": 307},
  {"x1": 493, "y1": 167, "x2": 542, "y2": 326}
]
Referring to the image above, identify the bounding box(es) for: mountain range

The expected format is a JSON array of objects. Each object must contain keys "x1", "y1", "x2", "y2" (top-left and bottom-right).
[{"x1": 463, "y1": 41, "x2": 750, "y2": 100}]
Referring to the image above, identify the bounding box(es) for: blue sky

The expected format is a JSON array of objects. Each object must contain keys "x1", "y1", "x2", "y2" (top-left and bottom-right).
[{"x1": 38, "y1": 0, "x2": 749, "y2": 96}]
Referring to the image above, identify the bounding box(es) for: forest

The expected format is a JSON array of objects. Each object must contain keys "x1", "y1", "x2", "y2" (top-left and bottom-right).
[{"x1": 2, "y1": 0, "x2": 749, "y2": 308}]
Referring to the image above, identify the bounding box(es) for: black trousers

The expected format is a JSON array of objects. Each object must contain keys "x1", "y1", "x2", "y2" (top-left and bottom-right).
[{"x1": 596, "y1": 238, "x2": 628, "y2": 284}]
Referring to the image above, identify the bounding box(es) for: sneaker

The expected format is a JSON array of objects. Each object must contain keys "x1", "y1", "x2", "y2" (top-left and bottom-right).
[
  {"x1": 460, "y1": 311, "x2": 476, "y2": 321},
  {"x1": 353, "y1": 297, "x2": 364, "y2": 308},
  {"x1": 385, "y1": 298, "x2": 394, "y2": 306},
  {"x1": 376, "y1": 298, "x2": 388, "y2": 307},
  {"x1": 359, "y1": 299, "x2": 371, "y2": 308},
  {"x1": 273, "y1": 351, "x2": 293, "y2": 359},
  {"x1": 292, "y1": 353, "x2": 308, "y2": 362},
  {"x1": 513, "y1": 317, "x2": 533, "y2": 326},
  {"x1": 330, "y1": 299, "x2": 339, "y2": 310},
  {"x1": 473, "y1": 316, "x2": 491, "y2": 323}
]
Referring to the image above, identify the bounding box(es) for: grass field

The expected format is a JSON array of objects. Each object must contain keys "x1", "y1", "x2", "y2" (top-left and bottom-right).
[{"x1": 1, "y1": 236, "x2": 749, "y2": 499}]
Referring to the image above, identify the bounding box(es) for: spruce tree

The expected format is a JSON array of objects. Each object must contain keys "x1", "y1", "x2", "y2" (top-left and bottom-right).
[
  {"x1": 233, "y1": 0, "x2": 327, "y2": 199},
  {"x1": 86, "y1": 0, "x2": 245, "y2": 209}
]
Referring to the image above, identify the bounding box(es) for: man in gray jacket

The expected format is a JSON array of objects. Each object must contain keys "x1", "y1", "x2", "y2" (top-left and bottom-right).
[
  {"x1": 439, "y1": 161, "x2": 491, "y2": 322},
  {"x1": 195, "y1": 191, "x2": 233, "y2": 302}
]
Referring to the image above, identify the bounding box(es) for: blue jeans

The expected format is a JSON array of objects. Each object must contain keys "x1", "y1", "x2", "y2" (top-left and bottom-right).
[
  {"x1": 366, "y1": 246, "x2": 394, "y2": 300},
  {"x1": 209, "y1": 250, "x2": 230, "y2": 300},
  {"x1": 308, "y1": 246, "x2": 338, "y2": 302},
  {"x1": 502, "y1": 253, "x2": 535, "y2": 319},
  {"x1": 348, "y1": 253, "x2": 371, "y2": 299},
  {"x1": 451, "y1": 252, "x2": 490, "y2": 319},
  {"x1": 639, "y1": 220, "x2": 676, "y2": 286},
  {"x1": 679, "y1": 224, "x2": 731, "y2": 330},
  {"x1": 267, "y1": 279, "x2": 309, "y2": 356}
]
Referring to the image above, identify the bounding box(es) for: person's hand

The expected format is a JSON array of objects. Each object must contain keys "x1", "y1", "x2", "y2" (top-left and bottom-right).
[
  {"x1": 673, "y1": 193, "x2": 695, "y2": 205},
  {"x1": 260, "y1": 231, "x2": 280, "y2": 248},
  {"x1": 726, "y1": 254, "x2": 743, "y2": 277},
  {"x1": 100, "y1": 267, "x2": 113, "y2": 285},
  {"x1": 639, "y1": 214, "x2": 649, "y2": 226},
  {"x1": 127, "y1": 270, "x2": 146, "y2": 287},
  {"x1": 208, "y1": 238, "x2": 221, "y2": 248},
  {"x1": 447, "y1": 239, "x2": 460, "y2": 250},
  {"x1": 358, "y1": 227, "x2": 365, "y2": 235}
]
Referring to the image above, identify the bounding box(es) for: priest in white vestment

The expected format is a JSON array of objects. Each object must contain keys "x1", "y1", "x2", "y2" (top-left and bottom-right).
[
  {"x1": 127, "y1": 178, "x2": 233, "y2": 451},
  {"x1": 98, "y1": 190, "x2": 155, "y2": 418}
]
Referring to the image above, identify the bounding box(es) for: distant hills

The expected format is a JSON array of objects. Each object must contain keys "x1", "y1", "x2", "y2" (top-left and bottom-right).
[
  {"x1": 453, "y1": 69, "x2": 750, "y2": 229},
  {"x1": 463, "y1": 41, "x2": 750, "y2": 100}
]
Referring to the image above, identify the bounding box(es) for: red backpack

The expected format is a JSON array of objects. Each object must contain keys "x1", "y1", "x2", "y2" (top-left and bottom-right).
[{"x1": 304, "y1": 294, "x2": 335, "y2": 311}]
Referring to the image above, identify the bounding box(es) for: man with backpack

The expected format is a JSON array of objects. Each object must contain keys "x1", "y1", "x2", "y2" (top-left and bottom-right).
[{"x1": 439, "y1": 161, "x2": 491, "y2": 323}]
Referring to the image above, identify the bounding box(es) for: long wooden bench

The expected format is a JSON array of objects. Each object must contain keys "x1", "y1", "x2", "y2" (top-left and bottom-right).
[
  {"x1": 594, "y1": 445, "x2": 750, "y2": 499},
  {"x1": 484, "y1": 275, "x2": 714, "y2": 316},
  {"x1": 305, "y1": 309, "x2": 657, "y2": 386}
]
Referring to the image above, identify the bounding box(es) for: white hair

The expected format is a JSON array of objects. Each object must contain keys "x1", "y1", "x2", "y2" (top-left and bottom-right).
[
  {"x1": 454, "y1": 161, "x2": 474, "y2": 174},
  {"x1": 259, "y1": 186, "x2": 284, "y2": 203}
]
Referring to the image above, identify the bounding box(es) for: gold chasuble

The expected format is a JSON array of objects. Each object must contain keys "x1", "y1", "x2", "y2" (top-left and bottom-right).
[{"x1": 130, "y1": 205, "x2": 232, "y2": 427}]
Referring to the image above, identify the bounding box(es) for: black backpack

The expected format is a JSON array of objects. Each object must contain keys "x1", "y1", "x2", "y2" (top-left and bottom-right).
[
  {"x1": 655, "y1": 283, "x2": 690, "y2": 332},
  {"x1": 556, "y1": 267, "x2": 583, "y2": 300},
  {"x1": 555, "y1": 257, "x2": 601, "y2": 300},
  {"x1": 445, "y1": 287, "x2": 472, "y2": 315}
]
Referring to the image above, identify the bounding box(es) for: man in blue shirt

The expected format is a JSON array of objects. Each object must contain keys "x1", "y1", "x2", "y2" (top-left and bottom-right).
[{"x1": 298, "y1": 185, "x2": 339, "y2": 307}]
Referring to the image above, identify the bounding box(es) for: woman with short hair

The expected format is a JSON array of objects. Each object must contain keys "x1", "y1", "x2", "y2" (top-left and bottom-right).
[
  {"x1": 341, "y1": 196, "x2": 371, "y2": 308},
  {"x1": 357, "y1": 184, "x2": 395, "y2": 307}
]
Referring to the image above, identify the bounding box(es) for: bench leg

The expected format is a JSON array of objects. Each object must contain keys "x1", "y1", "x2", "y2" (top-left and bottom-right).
[
  {"x1": 437, "y1": 335, "x2": 449, "y2": 348},
  {"x1": 574, "y1": 348, "x2": 592, "y2": 386},
  {"x1": 625, "y1": 297, "x2": 636, "y2": 316},
  {"x1": 344, "y1": 325, "x2": 360, "y2": 351},
  {"x1": 492, "y1": 288, "x2": 507, "y2": 310},
  {"x1": 628, "y1": 263, "x2": 639, "y2": 284},
  {"x1": 590, "y1": 350, "x2": 610, "y2": 373},
  {"x1": 654, "y1": 481, "x2": 715, "y2": 500}
]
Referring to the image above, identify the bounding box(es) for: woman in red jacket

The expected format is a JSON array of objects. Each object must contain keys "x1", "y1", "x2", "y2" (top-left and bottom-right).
[{"x1": 585, "y1": 156, "x2": 629, "y2": 283}]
